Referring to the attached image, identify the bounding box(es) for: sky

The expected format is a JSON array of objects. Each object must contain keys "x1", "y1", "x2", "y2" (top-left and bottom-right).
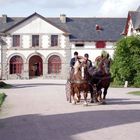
[{"x1": 0, "y1": 0, "x2": 139, "y2": 17}]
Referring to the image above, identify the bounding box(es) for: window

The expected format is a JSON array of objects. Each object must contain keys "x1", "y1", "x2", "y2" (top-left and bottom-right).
[
  {"x1": 13, "y1": 35, "x2": 20, "y2": 47},
  {"x1": 32, "y1": 35, "x2": 39, "y2": 47},
  {"x1": 75, "y1": 43, "x2": 84, "y2": 47},
  {"x1": 10, "y1": 56, "x2": 23, "y2": 74},
  {"x1": 51, "y1": 35, "x2": 58, "y2": 47},
  {"x1": 96, "y1": 41, "x2": 106, "y2": 48},
  {"x1": 48, "y1": 55, "x2": 61, "y2": 74}
]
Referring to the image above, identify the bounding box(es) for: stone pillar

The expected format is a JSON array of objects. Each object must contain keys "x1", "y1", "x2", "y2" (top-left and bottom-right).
[
  {"x1": 2, "y1": 44, "x2": 7, "y2": 80},
  {"x1": 64, "y1": 36, "x2": 71, "y2": 79},
  {"x1": 23, "y1": 63, "x2": 29, "y2": 79},
  {"x1": 43, "y1": 63, "x2": 47, "y2": 79}
]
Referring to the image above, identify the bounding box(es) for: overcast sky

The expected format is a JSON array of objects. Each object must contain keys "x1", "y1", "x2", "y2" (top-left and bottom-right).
[{"x1": 0, "y1": 0, "x2": 139, "y2": 17}]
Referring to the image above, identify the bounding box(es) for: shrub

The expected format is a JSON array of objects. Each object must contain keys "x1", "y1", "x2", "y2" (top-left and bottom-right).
[
  {"x1": 0, "y1": 93, "x2": 7, "y2": 107},
  {"x1": 111, "y1": 35, "x2": 140, "y2": 87}
]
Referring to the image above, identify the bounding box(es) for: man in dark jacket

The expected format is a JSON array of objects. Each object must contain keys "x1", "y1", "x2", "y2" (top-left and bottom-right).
[
  {"x1": 84, "y1": 53, "x2": 92, "y2": 69},
  {"x1": 70, "y1": 51, "x2": 79, "y2": 68},
  {"x1": 69, "y1": 51, "x2": 79, "y2": 80}
]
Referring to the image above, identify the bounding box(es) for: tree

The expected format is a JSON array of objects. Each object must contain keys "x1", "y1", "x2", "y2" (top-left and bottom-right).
[{"x1": 111, "y1": 35, "x2": 140, "y2": 87}]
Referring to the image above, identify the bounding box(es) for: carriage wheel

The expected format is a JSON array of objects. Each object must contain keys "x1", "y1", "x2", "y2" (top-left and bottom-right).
[{"x1": 65, "y1": 80, "x2": 72, "y2": 103}]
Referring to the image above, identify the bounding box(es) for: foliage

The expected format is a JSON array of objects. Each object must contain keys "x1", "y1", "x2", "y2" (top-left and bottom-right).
[
  {"x1": 111, "y1": 35, "x2": 140, "y2": 87},
  {"x1": 0, "y1": 81, "x2": 12, "y2": 89},
  {"x1": 0, "y1": 93, "x2": 7, "y2": 107}
]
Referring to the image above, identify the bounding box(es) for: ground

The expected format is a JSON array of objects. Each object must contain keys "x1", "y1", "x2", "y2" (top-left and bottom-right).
[{"x1": 0, "y1": 80, "x2": 140, "y2": 140}]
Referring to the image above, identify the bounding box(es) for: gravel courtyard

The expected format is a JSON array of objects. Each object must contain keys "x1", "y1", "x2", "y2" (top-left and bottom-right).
[{"x1": 0, "y1": 80, "x2": 140, "y2": 140}]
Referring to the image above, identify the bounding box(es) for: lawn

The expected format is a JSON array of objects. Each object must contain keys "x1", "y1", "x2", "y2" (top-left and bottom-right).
[{"x1": 127, "y1": 91, "x2": 140, "y2": 96}]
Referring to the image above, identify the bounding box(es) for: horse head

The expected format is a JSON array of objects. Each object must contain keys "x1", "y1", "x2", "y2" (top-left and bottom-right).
[{"x1": 73, "y1": 57, "x2": 85, "y2": 79}]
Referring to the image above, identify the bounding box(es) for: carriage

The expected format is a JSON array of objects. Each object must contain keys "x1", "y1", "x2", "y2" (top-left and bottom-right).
[
  {"x1": 65, "y1": 56, "x2": 111, "y2": 105},
  {"x1": 65, "y1": 80, "x2": 72, "y2": 103}
]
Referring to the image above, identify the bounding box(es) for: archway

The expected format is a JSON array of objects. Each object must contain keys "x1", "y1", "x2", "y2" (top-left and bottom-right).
[{"x1": 29, "y1": 55, "x2": 43, "y2": 77}]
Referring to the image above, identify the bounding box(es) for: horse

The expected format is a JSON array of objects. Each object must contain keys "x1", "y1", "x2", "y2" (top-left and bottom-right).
[
  {"x1": 86, "y1": 57, "x2": 111, "y2": 103},
  {"x1": 70, "y1": 59, "x2": 90, "y2": 106}
]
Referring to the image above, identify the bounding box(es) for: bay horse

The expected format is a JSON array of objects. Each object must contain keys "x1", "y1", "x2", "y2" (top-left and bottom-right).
[
  {"x1": 70, "y1": 59, "x2": 90, "y2": 105},
  {"x1": 87, "y1": 57, "x2": 111, "y2": 103},
  {"x1": 84, "y1": 57, "x2": 111, "y2": 103}
]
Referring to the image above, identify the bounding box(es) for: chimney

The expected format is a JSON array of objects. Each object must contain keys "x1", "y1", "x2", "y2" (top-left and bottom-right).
[
  {"x1": 60, "y1": 14, "x2": 66, "y2": 23},
  {"x1": 2, "y1": 14, "x2": 7, "y2": 23}
]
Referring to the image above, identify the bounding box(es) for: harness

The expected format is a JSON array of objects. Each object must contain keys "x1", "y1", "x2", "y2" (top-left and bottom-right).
[{"x1": 69, "y1": 80, "x2": 88, "y2": 84}]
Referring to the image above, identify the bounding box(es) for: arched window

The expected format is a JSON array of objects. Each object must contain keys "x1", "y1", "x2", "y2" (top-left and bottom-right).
[
  {"x1": 48, "y1": 55, "x2": 61, "y2": 74},
  {"x1": 10, "y1": 56, "x2": 23, "y2": 74}
]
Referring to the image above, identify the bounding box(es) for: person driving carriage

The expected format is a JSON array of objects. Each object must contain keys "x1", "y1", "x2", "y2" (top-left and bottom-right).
[
  {"x1": 70, "y1": 51, "x2": 79, "y2": 69},
  {"x1": 83, "y1": 53, "x2": 92, "y2": 69},
  {"x1": 69, "y1": 51, "x2": 79, "y2": 81}
]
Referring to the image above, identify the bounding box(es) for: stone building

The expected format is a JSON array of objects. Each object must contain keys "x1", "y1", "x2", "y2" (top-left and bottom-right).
[{"x1": 0, "y1": 6, "x2": 140, "y2": 80}]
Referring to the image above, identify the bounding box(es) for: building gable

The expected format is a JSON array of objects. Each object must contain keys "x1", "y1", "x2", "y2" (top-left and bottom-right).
[{"x1": 3, "y1": 13, "x2": 68, "y2": 34}]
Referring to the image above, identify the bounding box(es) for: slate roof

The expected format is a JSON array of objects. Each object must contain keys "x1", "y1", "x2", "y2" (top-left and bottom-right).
[
  {"x1": 0, "y1": 13, "x2": 126, "y2": 42},
  {"x1": 48, "y1": 17, "x2": 126, "y2": 41},
  {"x1": 129, "y1": 11, "x2": 140, "y2": 29}
]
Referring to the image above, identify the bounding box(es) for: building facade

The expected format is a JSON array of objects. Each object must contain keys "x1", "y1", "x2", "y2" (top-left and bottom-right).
[{"x1": 0, "y1": 7, "x2": 140, "y2": 80}]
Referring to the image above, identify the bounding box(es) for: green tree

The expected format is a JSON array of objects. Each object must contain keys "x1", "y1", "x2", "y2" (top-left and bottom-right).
[{"x1": 111, "y1": 35, "x2": 140, "y2": 87}]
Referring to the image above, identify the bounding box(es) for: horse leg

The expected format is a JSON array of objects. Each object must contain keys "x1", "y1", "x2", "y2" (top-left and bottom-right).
[
  {"x1": 71, "y1": 87, "x2": 77, "y2": 104},
  {"x1": 103, "y1": 88, "x2": 108, "y2": 100},
  {"x1": 102, "y1": 87, "x2": 108, "y2": 104},
  {"x1": 76, "y1": 91, "x2": 81, "y2": 103},
  {"x1": 97, "y1": 89, "x2": 102, "y2": 103},
  {"x1": 89, "y1": 84, "x2": 94, "y2": 103},
  {"x1": 83, "y1": 91, "x2": 88, "y2": 106}
]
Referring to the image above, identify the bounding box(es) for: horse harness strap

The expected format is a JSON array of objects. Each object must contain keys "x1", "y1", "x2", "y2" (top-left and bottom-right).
[{"x1": 70, "y1": 80, "x2": 88, "y2": 84}]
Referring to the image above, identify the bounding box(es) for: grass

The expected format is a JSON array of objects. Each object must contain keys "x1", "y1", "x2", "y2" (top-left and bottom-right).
[
  {"x1": 0, "y1": 81, "x2": 12, "y2": 89},
  {"x1": 0, "y1": 93, "x2": 7, "y2": 107},
  {"x1": 127, "y1": 91, "x2": 140, "y2": 96}
]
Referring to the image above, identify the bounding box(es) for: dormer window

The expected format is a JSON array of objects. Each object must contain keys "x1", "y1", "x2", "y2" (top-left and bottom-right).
[
  {"x1": 136, "y1": 25, "x2": 140, "y2": 32},
  {"x1": 95, "y1": 24, "x2": 103, "y2": 31}
]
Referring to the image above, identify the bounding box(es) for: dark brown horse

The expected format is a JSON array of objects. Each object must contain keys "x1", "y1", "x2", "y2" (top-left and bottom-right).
[
  {"x1": 70, "y1": 59, "x2": 90, "y2": 105},
  {"x1": 85, "y1": 57, "x2": 111, "y2": 103}
]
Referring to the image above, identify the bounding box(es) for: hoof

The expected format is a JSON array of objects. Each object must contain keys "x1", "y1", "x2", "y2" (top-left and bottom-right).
[
  {"x1": 83, "y1": 101, "x2": 88, "y2": 106},
  {"x1": 72, "y1": 100, "x2": 76, "y2": 105},
  {"x1": 90, "y1": 99, "x2": 94, "y2": 103},
  {"x1": 102, "y1": 100, "x2": 107, "y2": 105}
]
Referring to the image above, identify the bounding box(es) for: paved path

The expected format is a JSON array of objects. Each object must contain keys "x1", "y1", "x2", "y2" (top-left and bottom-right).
[{"x1": 0, "y1": 80, "x2": 140, "y2": 140}]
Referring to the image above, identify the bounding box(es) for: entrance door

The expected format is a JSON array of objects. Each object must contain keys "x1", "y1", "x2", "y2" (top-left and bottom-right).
[{"x1": 29, "y1": 55, "x2": 43, "y2": 77}]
